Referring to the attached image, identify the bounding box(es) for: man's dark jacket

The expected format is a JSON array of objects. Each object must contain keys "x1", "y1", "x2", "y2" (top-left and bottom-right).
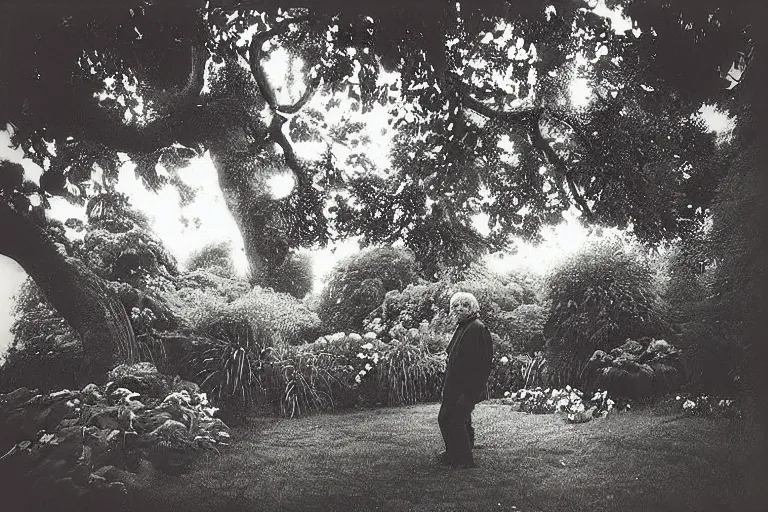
[{"x1": 443, "y1": 314, "x2": 494, "y2": 404}]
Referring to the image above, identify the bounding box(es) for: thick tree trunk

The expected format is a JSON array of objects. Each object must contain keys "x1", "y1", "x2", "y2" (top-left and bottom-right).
[
  {"x1": 209, "y1": 137, "x2": 290, "y2": 282},
  {"x1": 0, "y1": 203, "x2": 138, "y2": 385}
]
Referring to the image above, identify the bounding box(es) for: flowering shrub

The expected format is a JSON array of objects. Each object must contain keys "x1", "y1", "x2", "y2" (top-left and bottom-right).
[
  {"x1": 675, "y1": 393, "x2": 743, "y2": 418},
  {"x1": 264, "y1": 328, "x2": 447, "y2": 412},
  {"x1": 504, "y1": 386, "x2": 626, "y2": 422},
  {"x1": 256, "y1": 332, "x2": 387, "y2": 414},
  {"x1": 256, "y1": 350, "x2": 340, "y2": 418}
]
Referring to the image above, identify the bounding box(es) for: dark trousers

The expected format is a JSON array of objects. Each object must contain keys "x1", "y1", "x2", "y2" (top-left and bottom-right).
[{"x1": 438, "y1": 400, "x2": 475, "y2": 465}]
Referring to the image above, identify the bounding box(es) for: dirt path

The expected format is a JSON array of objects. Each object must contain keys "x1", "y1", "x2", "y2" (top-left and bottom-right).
[{"x1": 122, "y1": 404, "x2": 764, "y2": 511}]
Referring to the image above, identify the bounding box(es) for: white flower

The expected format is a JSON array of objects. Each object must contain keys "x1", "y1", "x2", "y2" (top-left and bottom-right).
[
  {"x1": 359, "y1": 370, "x2": 367, "y2": 377},
  {"x1": 500, "y1": 356, "x2": 509, "y2": 364},
  {"x1": 364, "y1": 363, "x2": 372, "y2": 371},
  {"x1": 355, "y1": 375, "x2": 362, "y2": 384},
  {"x1": 675, "y1": 395, "x2": 681, "y2": 400},
  {"x1": 565, "y1": 385, "x2": 572, "y2": 392},
  {"x1": 361, "y1": 342, "x2": 374, "y2": 350},
  {"x1": 364, "y1": 332, "x2": 377, "y2": 339},
  {"x1": 504, "y1": 391, "x2": 510, "y2": 397},
  {"x1": 372, "y1": 353, "x2": 380, "y2": 363},
  {"x1": 357, "y1": 353, "x2": 366, "y2": 359},
  {"x1": 683, "y1": 399, "x2": 696, "y2": 410}
]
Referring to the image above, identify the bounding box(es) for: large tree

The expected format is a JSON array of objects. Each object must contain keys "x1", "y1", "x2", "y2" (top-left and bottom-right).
[
  {"x1": 0, "y1": 161, "x2": 137, "y2": 383},
  {"x1": 0, "y1": 0, "x2": 757, "y2": 380}
]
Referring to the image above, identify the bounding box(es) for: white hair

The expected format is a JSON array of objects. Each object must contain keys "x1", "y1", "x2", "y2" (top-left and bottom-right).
[{"x1": 449, "y1": 292, "x2": 480, "y2": 313}]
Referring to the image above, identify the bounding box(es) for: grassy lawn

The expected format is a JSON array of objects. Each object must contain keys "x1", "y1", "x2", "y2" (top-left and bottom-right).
[{"x1": 122, "y1": 403, "x2": 766, "y2": 512}]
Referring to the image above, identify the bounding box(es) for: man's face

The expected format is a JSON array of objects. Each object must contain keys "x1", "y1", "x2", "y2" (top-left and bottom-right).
[{"x1": 450, "y1": 300, "x2": 473, "y2": 322}]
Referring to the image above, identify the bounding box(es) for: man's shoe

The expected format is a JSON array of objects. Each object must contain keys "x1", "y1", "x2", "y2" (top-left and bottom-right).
[{"x1": 436, "y1": 451, "x2": 453, "y2": 466}]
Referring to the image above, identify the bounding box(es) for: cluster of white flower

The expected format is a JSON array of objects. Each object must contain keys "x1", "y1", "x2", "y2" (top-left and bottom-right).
[
  {"x1": 364, "y1": 317, "x2": 386, "y2": 335},
  {"x1": 676, "y1": 394, "x2": 738, "y2": 417},
  {"x1": 354, "y1": 341, "x2": 380, "y2": 384},
  {"x1": 505, "y1": 386, "x2": 619, "y2": 418}
]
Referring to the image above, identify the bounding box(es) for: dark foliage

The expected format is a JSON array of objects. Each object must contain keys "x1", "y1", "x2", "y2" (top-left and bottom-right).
[
  {"x1": 316, "y1": 246, "x2": 420, "y2": 333},
  {"x1": 543, "y1": 236, "x2": 671, "y2": 387},
  {"x1": 261, "y1": 251, "x2": 315, "y2": 299}
]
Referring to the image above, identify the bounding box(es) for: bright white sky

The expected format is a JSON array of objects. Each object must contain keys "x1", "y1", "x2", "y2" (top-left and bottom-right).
[{"x1": 0, "y1": 2, "x2": 737, "y2": 358}]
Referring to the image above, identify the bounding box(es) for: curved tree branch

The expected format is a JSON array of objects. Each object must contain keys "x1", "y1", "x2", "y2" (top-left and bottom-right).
[
  {"x1": 450, "y1": 75, "x2": 538, "y2": 125},
  {"x1": 529, "y1": 112, "x2": 593, "y2": 219},
  {"x1": 249, "y1": 16, "x2": 322, "y2": 189},
  {"x1": 248, "y1": 15, "x2": 318, "y2": 110}
]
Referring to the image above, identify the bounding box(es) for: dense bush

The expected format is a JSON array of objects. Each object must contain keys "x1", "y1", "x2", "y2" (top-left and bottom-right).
[
  {"x1": 705, "y1": 143, "x2": 763, "y2": 396},
  {"x1": 167, "y1": 268, "x2": 251, "y2": 310},
  {"x1": 231, "y1": 287, "x2": 322, "y2": 345},
  {"x1": 372, "y1": 281, "x2": 452, "y2": 338},
  {"x1": 185, "y1": 240, "x2": 236, "y2": 277},
  {"x1": 486, "y1": 352, "x2": 526, "y2": 398},
  {"x1": 316, "y1": 246, "x2": 421, "y2": 334},
  {"x1": 658, "y1": 241, "x2": 741, "y2": 395},
  {"x1": 187, "y1": 309, "x2": 270, "y2": 406},
  {"x1": 502, "y1": 304, "x2": 547, "y2": 353},
  {"x1": 543, "y1": 236, "x2": 671, "y2": 388},
  {"x1": 261, "y1": 251, "x2": 314, "y2": 299},
  {"x1": 503, "y1": 267, "x2": 546, "y2": 304},
  {"x1": 376, "y1": 326, "x2": 447, "y2": 405},
  {"x1": 582, "y1": 338, "x2": 683, "y2": 401}
]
